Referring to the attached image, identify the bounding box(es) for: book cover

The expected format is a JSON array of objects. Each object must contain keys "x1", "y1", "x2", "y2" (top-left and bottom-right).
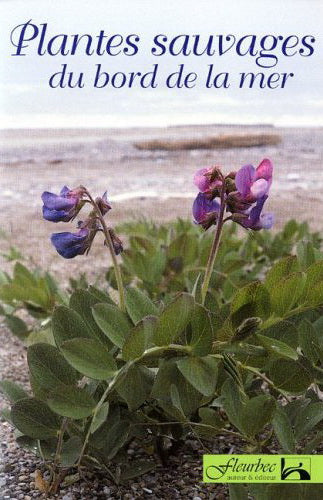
[{"x1": 0, "y1": 1, "x2": 322, "y2": 498}]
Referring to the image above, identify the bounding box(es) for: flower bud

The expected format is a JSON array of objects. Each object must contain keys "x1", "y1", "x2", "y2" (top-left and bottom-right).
[
  {"x1": 233, "y1": 317, "x2": 262, "y2": 342},
  {"x1": 95, "y1": 192, "x2": 111, "y2": 216},
  {"x1": 107, "y1": 228, "x2": 123, "y2": 255},
  {"x1": 224, "y1": 177, "x2": 236, "y2": 194}
]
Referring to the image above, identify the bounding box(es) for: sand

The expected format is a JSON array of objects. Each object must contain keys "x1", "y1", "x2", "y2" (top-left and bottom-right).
[{"x1": 0, "y1": 124, "x2": 322, "y2": 279}]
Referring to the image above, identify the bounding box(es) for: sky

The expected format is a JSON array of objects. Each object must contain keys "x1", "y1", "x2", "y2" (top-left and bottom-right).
[{"x1": 0, "y1": 0, "x2": 323, "y2": 128}]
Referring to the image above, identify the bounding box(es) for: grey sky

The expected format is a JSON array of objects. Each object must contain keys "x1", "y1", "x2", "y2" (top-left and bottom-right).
[{"x1": 1, "y1": 0, "x2": 322, "y2": 127}]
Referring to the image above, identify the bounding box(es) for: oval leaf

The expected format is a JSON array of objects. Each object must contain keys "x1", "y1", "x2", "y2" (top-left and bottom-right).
[
  {"x1": 52, "y1": 305, "x2": 91, "y2": 346},
  {"x1": 153, "y1": 293, "x2": 194, "y2": 346},
  {"x1": 11, "y1": 398, "x2": 61, "y2": 439},
  {"x1": 122, "y1": 316, "x2": 157, "y2": 361},
  {"x1": 47, "y1": 385, "x2": 95, "y2": 418},
  {"x1": 61, "y1": 338, "x2": 117, "y2": 380},
  {"x1": 255, "y1": 334, "x2": 298, "y2": 360},
  {"x1": 240, "y1": 395, "x2": 275, "y2": 437},
  {"x1": 125, "y1": 287, "x2": 159, "y2": 324},
  {"x1": 92, "y1": 303, "x2": 132, "y2": 348},
  {"x1": 0, "y1": 380, "x2": 29, "y2": 403},
  {"x1": 27, "y1": 343, "x2": 79, "y2": 390},
  {"x1": 269, "y1": 359, "x2": 313, "y2": 393},
  {"x1": 176, "y1": 356, "x2": 218, "y2": 396}
]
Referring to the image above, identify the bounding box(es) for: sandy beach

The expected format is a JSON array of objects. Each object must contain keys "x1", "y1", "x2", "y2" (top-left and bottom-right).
[{"x1": 0, "y1": 124, "x2": 322, "y2": 279}]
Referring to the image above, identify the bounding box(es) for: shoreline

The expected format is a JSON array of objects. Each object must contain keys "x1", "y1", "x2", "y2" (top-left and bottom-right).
[{"x1": 0, "y1": 123, "x2": 322, "y2": 278}]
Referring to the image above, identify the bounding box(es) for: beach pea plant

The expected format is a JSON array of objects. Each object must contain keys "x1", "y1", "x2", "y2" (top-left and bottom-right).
[{"x1": 1, "y1": 161, "x2": 323, "y2": 498}]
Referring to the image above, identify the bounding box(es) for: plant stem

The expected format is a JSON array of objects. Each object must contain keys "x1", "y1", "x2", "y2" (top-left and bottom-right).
[
  {"x1": 200, "y1": 180, "x2": 227, "y2": 305},
  {"x1": 77, "y1": 364, "x2": 132, "y2": 467},
  {"x1": 54, "y1": 418, "x2": 68, "y2": 468},
  {"x1": 85, "y1": 190, "x2": 125, "y2": 312}
]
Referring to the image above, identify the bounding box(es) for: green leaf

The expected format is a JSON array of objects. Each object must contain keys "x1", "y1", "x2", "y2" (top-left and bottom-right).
[
  {"x1": 221, "y1": 378, "x2": 246, "y2": 432},
  {"x1": 294, "y1": 402, "x2": 323, "y2": 440},
  {"x1": 27, "y1": 343, "x2": 79, "y2": 391},
  {"x1": 305, "y1": 281, "x2": 323, "y2": 308},
  {"x1": 25, "y1": 328, "x2": 55, "y2": 347},
  {"x1": 260, "y1": 320, "x2": 298, "y2": 349},
  {"x1": 125, "y1": 287, "x2": 158, "y2": 323},
  {"x1": 88, "y1": 285, "x2": 114, "y2": 305},
  {"x1": 151, "y1": 359, "x2": 202, "y2": 416},
  {"x1": 229, "y1": 484, "x2": 248, "y2": 500},
  {"x1": 302, "y1": 260, "x2": 323, "y2": 300},
  {"x1": 0, "y1": 380, "x2": 29, "y2": 403},
  {"x1": 61, "y1": 436, "x2": 83, "y2": 467},
  {"x1": 1, "y1": 407, "x2": 12, "y2": 424},
  {"x1": 153, "y1": 293, "x2": 194, "y2": 346},
  {"x1": 101, "y1": 420, "x2": 130, "y2": 460},
  {"x1": 123, "y1": 250, "x2": 166, "y2": 286},
  {"x1": 270, "y1": 273, "x2": 306, "y2": 316},
  {"x1": 92, "y1": 303, "x2": 132, "y2": 348},
  {"x1": 69, "y1": 289, "x2": 108, "y2": 343},
  {"x1": 265, "y1": 256, "x2": 299, "y2": 290},
  {"x1": 169, "y1": 384, "x2": 186, "y2": 420},
  {"x1": 90, "y1": 402, "x2": 109, "y2": 434},
  {"x1": 198, "y1": 407, "x2": 224, "y2": 430},
  {"x1": 240, "y1": 395, "x2": 275, "y2": 437},
  {"x1": 119, "y1": 461, "x2": 155, "y2": 482},
  {"x1": 231, "y1": 281, "x2": 270, "y2": 320},
  {"x1": 269, "y1": 359, "x2": 313, "y2": 393},
  {"x1": 272, "y1": 406, "x2": 296, "y2": 453},
  {"x1": 60, "y1": 338, "x2": 117, "y2": 380},
  {"x1": 302, "y1": 430, "x2": 323, "y2": 454},
  {"x1": 298, "y1": 320, "x2": 320, "y2": 364},
  {"x1": 167, "y1": 233, "x2": 198, "y2": 268},
  {"x1": 47, "y1": 384, "x2": 95, "y2": 418},
  {"x1": 297, "y1": 241, "x2": 316, "y2": 268},
  {"x1": 189, "y1": 304, "x2": 213, "y2": 356},
  {"x1": 4, "y1": 315, "x2": 29, "y2": 339},
  {"x1": 176, "y1": 356, "x2": 218, "y2": 396},
  {"x1": 0, "y1": 282, "x2": 49, "y2": 309},
  {"x1": 11, "y1": 398, "x2": 61, "y2": 439},
  {"x1": 255, "y1": 334, "x2": 298, "y2": 360},
  {"x1": 122, "y1": 316, "x2": 157, "y2": 361},
  {"x1": 13, "y1": 262, "x2": 37, "y2": 287},
  {"x1": 52, "y1": 306, "x2": 91, "y2": 346},
  {"x1": 116, "y1": 365, "x2": 153, "y2": 411}
]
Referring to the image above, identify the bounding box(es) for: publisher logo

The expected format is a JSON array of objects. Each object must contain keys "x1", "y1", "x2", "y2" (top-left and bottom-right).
[
  {"x1": 203, "y1": 455, "x2": 322, "y2": 483},
  {"x1": 281, "y1": 457, "x2": 311, "y2": 481}
]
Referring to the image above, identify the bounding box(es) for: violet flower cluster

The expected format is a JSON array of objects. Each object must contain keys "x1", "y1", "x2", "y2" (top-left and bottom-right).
[
  {"x1": 41, "y1": 186, "x2": 122, "y2": 258},
  {"x1": 192, "y1": 159, "x2": 274, "y2": 231}
]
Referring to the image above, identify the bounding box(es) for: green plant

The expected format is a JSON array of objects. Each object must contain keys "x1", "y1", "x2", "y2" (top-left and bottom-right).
[
  {"x1": 1, "y1": 224, "x2": 322, "y2": 496},
  {"x1": 1, "y1": 169, "x2": 322, "y2": 498}
]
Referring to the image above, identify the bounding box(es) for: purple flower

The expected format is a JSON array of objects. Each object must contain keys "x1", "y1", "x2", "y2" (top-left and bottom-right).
[
  {"x1": 42, "y1": 186, "x2": 84, "y2": 222},
  {"x1": 235, "y1": 195, "x2": 274, "y2": 231},
  {"x1": 194, "y1": 167, "x2": 222, "y2": 195},
  {"x1": 235, "y1": 159, "x2": 273, "y2": 202},
  {"x1": 51, "y1": 228, "x2": 91, "y2": 259},
  {"x1": 192, "y1": 192, "x2": 220, "y2": 230}
]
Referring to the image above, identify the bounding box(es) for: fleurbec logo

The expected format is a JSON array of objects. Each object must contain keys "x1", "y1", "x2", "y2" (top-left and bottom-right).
[
  {"x1": 281, "y1": 458, "x2": 311, "y2": 480},
  {"x1": 205, "y1": 457, "x2": 277, "y2": 480},
  {"x1": 205, "y1": 463, "x2": 229, "y2": 480}
]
